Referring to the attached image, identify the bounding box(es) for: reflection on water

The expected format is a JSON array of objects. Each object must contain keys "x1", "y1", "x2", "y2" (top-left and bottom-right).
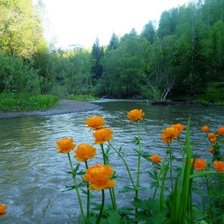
[{"x1": 0, "y1": 101, "x2": 223, "y2": 223}]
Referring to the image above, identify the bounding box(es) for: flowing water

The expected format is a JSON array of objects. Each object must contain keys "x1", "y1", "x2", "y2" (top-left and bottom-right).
[{"x1": 0, "y1": 100, "x2": 223, "y2": 224}]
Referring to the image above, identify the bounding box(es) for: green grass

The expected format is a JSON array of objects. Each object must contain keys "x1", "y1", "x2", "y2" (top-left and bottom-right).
[
  {"x1": 0, "y1": 92, "x2": 59, "y2": 112},
  {"x1": 67, "y1": 94, "x2": 97, "y2": 101}
]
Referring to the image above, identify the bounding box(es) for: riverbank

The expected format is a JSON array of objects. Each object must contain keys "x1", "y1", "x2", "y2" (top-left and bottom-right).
[{"x1": 0, "y1": 99, "x2": 100, "y2": 119}]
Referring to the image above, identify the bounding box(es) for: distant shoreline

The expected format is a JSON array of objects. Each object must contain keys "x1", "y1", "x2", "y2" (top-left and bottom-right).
[
  {"x1": 0, "y1": 99, "x2": 100, "y2": 119},
  {"x1": 1, "y1": 98, "x2": 223, "y2": 119}
]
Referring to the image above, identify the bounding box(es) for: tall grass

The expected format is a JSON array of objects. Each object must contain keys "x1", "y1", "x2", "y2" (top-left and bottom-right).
[
  {"x1": 0, "y1": 92, "x2": 59, "y2": 112},
  {"x1": 165, "y1": 119, "x2": 193, "y2": 224},
  {"x1": 67, "y1": 94, "x2": 97, "y2": 101}
]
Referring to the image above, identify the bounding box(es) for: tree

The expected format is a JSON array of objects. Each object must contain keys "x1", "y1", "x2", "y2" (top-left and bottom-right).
[
  {"x1": 0, "y1": 0, "x2": 46, "y2": 94},
  {"x1": 141, "y1": 21, "x2": 156, "y2": 44},
  {"x1": 0, "y1": 0, "x2": 46, "y2": 59},
  {"x1": 91, "y1": 38, "x2": 104, "y2": 85},
  {"x1": 107, "y1": 33, "x2": 119, "y2": 51},
  {"x1": 101, "y1": 31, "x2": 148, "y2": 98},
  {"x1": 158, "y1": 8, "x2": 179, "y2": 38},
  {"x1": 210, "y1": 20, "x2": 224, "y2": 79}
]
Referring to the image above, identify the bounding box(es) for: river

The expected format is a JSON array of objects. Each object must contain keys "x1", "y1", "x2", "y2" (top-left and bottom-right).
[{"x1": 0, "y1": 100, "x2": 223, "y2": 224}]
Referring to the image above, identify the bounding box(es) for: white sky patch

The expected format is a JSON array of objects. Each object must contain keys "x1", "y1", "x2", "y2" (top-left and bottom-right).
[{"x1": 40, "y1": 0, "x2": 191, "y2": 49}]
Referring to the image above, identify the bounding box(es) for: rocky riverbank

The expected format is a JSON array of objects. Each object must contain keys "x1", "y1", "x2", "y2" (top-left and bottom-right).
[{"x1": 0, "y1": 99, "x2": 100, "y2": 119}]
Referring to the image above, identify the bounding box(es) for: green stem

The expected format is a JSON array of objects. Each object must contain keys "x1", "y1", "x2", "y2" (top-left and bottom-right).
[
  {"x1": 168, "y1": 143, "x2": 174, "y2": 192},
  {"x1": 135, "y1": 122, "x2": 142, "y2": 216},
  {"x1": 205, "y1": 175, "x2": 212, "y2": 222},
  {"x1": 188, "y1": 177, "x2": 193, "y2": 223},
  {"x1": 67, "y1": 153, "x2": 85, "y2": 221},
  {"x1": 108, "y1": 142, "x2": 135, "y2": 189},
  {"x1": 159, "y1": 150, "x2": 169, "y2": 210},
  {"x1": 152, "y1": 168, "x2": 159, "y2": 199},
  {"x1": 100, "y1": 144, "x2": 107, "y2": 164},
  {"x1": 85, "y1": 161, "x2": 90, "y2": 219},
  {"x1": 100, "y1": 143, "x2": 117, "y2": 210},
  {"x1": 111, "y1": 188, "x2": 117, "y2": 210},
  {"x1": 96, "y1": 190, "x2": 105, "y2": 224}
]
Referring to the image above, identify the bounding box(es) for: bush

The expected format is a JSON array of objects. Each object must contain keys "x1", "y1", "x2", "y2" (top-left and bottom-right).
[
  {"x1": 201, "y1": 82, "x2": 224, "y2": 103},
  {"x1": 0, "y1": 52, "x2": 41, "y2": 94}
]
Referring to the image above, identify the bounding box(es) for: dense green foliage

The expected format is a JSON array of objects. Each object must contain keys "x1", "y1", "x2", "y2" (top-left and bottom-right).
[
  {"x1": 0, "y1": 0, "x2": 46, "y2": 94},
  {"x1": 0, "y1": 51, "x2": 41, "y2": 93},
  {"x1": 200, "y1": 82, "x2": 224, "y2": 103},
  {"x1": 0, "y1": 0, "x2": 223, "y2": 105}
]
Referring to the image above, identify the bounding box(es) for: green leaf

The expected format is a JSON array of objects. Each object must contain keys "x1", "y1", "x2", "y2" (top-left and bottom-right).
[
  {"x1": 117, "y1": 207, "x2": 134, "y2": 216},
  {"x1": 119, "y1": 185, "x2": 134, "y2": 193},
  {"x1": 76, "y1": 170, "x2": 86, "y2": 175},
  {"x1": 133, "y1": 198, "x2": 159, "y2": 212},
  {"x1": 133, "y1": 136, "x2": 141, "y2": 145},
  {"x1": 74, "y1": 164, "x2": 80, "y2": 172},
  {"x1": 148, "y1": 171, "x2": 157, "y2": 179},
  {"x1": 190, "y1": 171, "x2": 220, "y2": 179},
  {"x1": 107, "y1": 211, "x2": 122, "y2": 224}
]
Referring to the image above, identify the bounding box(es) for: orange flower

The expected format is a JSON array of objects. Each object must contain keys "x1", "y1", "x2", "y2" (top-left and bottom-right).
[
  {"x1": 127, "y1": 109, "x2": 144, "y2": 121},
  {"x1": 208, "y1": 132, "x2": 215, "y2": 139},
  {"x1": 0, "y1": 204, "x2": 7, "y2": 216},
  {"x1": 171, "y1": 123, "x2": 184, "y2": 136},
  {"x1": 150, "y1": 154, "x2": 161, "y2": 163},
  {"x1": 218, "y1": 126, "x2": 224, "y2": 135},
  {"x1": 56, "y1": 137, "x2": 75, "y2": 153},
  {"x1": 83, "y1": 164, "x2": 116, "y2": 190},
  {"x1": 209, "y1": 138, "x2": 216, "y2": 144},
  {"x1": 213, "y1": 161, "x2": 224, "y2": 172},
  {"x1": 201, "y1": 125, "x2": 209, "y2": 132},
  {"x1": 93, "y1": 128, "x2": 113, "y2": 144},
  {"x1": 194, "y1": 158, "x2": 207, "y2": 171},
  {"x1": 161, "y1": 127, "x2": 178, "y2": 143},
  {"x1": 207, "y1": 132, "x2": 216, "y2": 144},
  {"x1": 75, "y1": 143, "x2": 96, "y2": 162},
  {"x1": 85, "y1": 116, "x2": 105, "y2": 130}
]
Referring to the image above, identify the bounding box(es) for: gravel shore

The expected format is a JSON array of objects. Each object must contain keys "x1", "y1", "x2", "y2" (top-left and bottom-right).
[{"x1": 0, "y1": 99, "x2": 100, "y2": 119}]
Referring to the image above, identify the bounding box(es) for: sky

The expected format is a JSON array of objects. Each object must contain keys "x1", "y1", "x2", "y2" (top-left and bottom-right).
[{"x1": 39, "y1": 0, "x2": 191, "y2": 49}]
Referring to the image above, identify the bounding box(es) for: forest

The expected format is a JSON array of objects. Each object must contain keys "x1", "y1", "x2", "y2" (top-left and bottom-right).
[{"x1": 0, "y1": 0, "x2": 224, "y2": 106}]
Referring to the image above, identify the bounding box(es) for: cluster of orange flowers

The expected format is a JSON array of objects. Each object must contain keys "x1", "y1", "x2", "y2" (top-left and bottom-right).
[
  {"x1": 55, "y1": 112, "x2": 224, "y2": 195},
  {"x1": 180, "y1": 125, "x2": 224, "y2": 172},
  {"x1": 56, "y1": 138, "x2": 96, "y2": 162},
  {"x1": 191, "y1": 159, "x2": 224, "y2": 172},
  {"x1": 150, "y1": 123, "x2": 224, "y2": 173},
  {"x1": 161, "y1": 123, "x2": 184, "y2": 143},
  {"x1": 201, "y1": 125, "x2": 224, "y2": 144},
  {"x1": 56, "y1": 115, "x2": 117, "y2": 190},
  {"x1": 197, "y1": 125, "x2": 224, "y2": 172},
  {"x1": 85, "y1": 115, "x2": 113, "y2": 144},
  {"x1": 55, "y1": 109, "x2": 145, "y2": 191}
]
